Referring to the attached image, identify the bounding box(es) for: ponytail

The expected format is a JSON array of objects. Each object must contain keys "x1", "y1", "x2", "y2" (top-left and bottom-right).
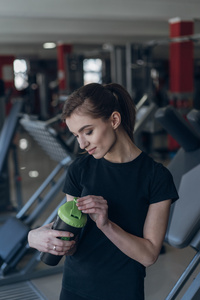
[{"x1": 104, "y1": 83, "x2": 136, "y2": 142}]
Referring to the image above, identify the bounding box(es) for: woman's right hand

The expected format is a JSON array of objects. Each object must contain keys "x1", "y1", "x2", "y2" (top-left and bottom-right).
[{"x1": 28, "y1": 223, "x2": 77, "y2": 256}]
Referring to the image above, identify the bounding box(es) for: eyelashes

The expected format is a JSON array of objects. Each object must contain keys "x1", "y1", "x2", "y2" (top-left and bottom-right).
[
  {"x1": 73, "y1": 129, "x2": 93, "y2": 138},
  {"x1": 86, "y1": 130, "x2": 93, "y2": 136}
]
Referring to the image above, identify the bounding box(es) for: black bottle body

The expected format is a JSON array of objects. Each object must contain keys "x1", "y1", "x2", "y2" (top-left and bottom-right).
[{"x1": 40, "y1": 215, "x2": 82, "y2": 266}]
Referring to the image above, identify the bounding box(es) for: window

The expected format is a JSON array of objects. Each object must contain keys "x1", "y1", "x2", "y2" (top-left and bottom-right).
[
  {"x1": 83, "y1": 58, "x2": 102, "y2": 85},
  {"x1": 13, "y1": 59, "x2": 29, "y2": 91}
]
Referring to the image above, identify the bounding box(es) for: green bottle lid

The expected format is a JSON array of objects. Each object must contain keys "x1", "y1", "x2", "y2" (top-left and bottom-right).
[{"x1": 58, "y1": 198, "x2": 87, "y2": 228}]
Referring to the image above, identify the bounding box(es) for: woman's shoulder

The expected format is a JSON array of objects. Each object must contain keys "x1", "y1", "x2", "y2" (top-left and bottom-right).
[{"x1": 141, "y1": 152, "x2": 171, "y2": 178}]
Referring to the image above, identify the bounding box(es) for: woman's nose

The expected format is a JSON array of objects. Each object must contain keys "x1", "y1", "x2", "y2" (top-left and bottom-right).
[{"x1": 79, "y1": 137, "x2": 89, "y2": 150}]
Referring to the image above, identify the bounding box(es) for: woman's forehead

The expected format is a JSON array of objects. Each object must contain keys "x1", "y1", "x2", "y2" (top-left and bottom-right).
[{"x1": 66, "y1": 113, "x2": 103, "y2": 132}]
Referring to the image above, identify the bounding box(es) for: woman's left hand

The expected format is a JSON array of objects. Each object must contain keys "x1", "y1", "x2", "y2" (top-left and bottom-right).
[{"x1": 76, "y1": 195, "x2": 108, "y2": 229}]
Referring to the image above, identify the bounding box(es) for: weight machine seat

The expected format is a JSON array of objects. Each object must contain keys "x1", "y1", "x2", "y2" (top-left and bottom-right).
[
  {"x1": 0, "y1": 217, "x2": 29, "y2": 263},
  {"x1": 166, "y1": 157, "x2": 200, "y2": 249},
  {"x1": 155, "y1": 106, "x2": 200, "y2": 251},
  {"x1": 165, "y1": 149, "x2": 200, "y2": 299},
  {"x1": 155, "y1": 106, "x2": 200, "y2": 299}
]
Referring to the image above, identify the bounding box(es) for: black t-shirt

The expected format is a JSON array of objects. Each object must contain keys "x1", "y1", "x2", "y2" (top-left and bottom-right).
[{"x1": 62, "y1": 152, "x2": 179, "y2": 300}]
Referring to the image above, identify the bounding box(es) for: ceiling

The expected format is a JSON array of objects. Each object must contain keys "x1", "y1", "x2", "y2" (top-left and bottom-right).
[{"x1": 0, "y1": 0, "x2": 200, "y2": 59}]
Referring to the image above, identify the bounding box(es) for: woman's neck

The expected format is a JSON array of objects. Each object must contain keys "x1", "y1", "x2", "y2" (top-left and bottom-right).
[{"x1": 104, "y1": 130, "x2": 141, "y2": 163}]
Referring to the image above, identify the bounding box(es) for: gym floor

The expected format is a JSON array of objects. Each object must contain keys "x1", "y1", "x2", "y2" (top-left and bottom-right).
[{"x1": 5, "y1": 130, "x2": 200, "y2": 300}]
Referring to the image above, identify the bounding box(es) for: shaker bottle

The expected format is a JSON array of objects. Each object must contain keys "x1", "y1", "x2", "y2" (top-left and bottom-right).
[{"x1": 40, "y1": 198, "x2": 87, "y2": 266}]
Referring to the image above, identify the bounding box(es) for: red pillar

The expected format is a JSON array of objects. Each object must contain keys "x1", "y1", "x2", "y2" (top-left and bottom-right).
[
  {"x1": 0, "y1": 55, "x2": 15, "y2": 114},
  {"x1": 57, "y1": 43, "x2": 72, "y2": 92},
  {"x1": 168, "y1": 18, "x2": 194, "y2": 151},
  {"x1": 0, "y1": 55, "x2": 15, "y2": 89}
]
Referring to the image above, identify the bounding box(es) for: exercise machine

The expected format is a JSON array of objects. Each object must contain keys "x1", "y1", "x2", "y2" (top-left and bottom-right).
[
  {"x1": 134, "y1": 93, "x2": 159, "y2": 154},
  {"x1": 155, "y1": 106, "x2": 200, "y2": 300},
  {"x1": 0, "y1": 115, "x2": 76, "y2": 286},
  {"x1": 0, "y1": 98, "x2": 23, "y2": 212}
]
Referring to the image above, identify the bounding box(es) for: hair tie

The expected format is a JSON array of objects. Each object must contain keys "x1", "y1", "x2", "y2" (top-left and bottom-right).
[
  {"x1": 104, "y1": 84, "x2": 118, "y2": 102},
  {"x1": 112, "y1": 92, "x2": 118, "y2": 101}
]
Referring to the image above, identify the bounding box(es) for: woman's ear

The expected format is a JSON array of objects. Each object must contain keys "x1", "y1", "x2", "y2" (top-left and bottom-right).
[{"x1": 110, "y1": 111, "x2": 121, "y2": 129}]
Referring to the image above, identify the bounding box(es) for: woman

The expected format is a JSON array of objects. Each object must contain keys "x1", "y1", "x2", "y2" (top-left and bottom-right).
[{"x1": 28, "y1": 83, "x2": 178, "y2": 300}]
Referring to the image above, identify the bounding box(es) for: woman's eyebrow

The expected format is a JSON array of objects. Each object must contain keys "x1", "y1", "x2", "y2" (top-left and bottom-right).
[{"x1": 78, "y1": 124, "x2": 92, "y2": 133}]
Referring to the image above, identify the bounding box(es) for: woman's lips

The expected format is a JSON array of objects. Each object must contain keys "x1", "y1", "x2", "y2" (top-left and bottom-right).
[{"x1": 88, "y1": 147, "x2": 96, "y2": 155}]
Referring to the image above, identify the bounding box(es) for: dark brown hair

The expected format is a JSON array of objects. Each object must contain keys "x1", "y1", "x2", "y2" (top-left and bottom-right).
[{"x1": 61, "y1": 83, "x2": 136, "y2": 142}]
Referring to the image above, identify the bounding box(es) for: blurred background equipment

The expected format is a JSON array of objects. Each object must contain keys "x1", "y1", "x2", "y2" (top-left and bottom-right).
[{"x1": 0, "y1": 4, "x2": 200, "y2": 299}]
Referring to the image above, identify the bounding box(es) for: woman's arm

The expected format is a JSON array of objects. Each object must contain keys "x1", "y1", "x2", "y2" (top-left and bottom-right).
[{"x1": 76, "y1": 195, "x2": 171, "y2": 267}]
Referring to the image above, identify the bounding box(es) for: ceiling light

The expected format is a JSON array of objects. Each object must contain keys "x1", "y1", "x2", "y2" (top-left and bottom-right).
[{"x1": 43, "y1": 42, "x2": 56, "y2": 49}]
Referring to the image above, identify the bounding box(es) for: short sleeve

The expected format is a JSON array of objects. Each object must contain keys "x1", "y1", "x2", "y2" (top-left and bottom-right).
[
  {"x1": 63, "y1": 158, "x2": 82, "y2": 197},
  {"x1": 149, "y1": 163, "x2": 179, "y2": 204}
]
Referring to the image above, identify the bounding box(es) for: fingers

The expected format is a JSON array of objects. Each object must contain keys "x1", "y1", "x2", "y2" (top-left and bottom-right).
[
  {"x1": 49, "y1": 229, "x2": 74, "y2": 239},
  {"x1": 76, "y1": 195, "x2": 108, "y2": 213},
  {"x1": 41, "y1": 235, "x2": 76, "y2": 255},
  {"x1": 42, "y1": 229, "x2": 76, "y2": 255},
  {"x1": 28, "y1": 225, "x2": 76, "y2": 255},
  {"x1": 49, "y1": 240, "x2": 76, "y2": 256},
  {"x1": 76, "y1": 196, "x2": 108, "y2": 229}
]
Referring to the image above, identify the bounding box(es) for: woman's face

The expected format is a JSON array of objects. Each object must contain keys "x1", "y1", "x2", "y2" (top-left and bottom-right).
[{"x1": 66, "y1": 112, "x2": 118, "y2": 159}]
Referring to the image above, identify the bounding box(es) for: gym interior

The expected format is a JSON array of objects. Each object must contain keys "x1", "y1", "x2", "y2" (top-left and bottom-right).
[{"x1": 0, "y1": 1, "x2": 200, "y2": 299}]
